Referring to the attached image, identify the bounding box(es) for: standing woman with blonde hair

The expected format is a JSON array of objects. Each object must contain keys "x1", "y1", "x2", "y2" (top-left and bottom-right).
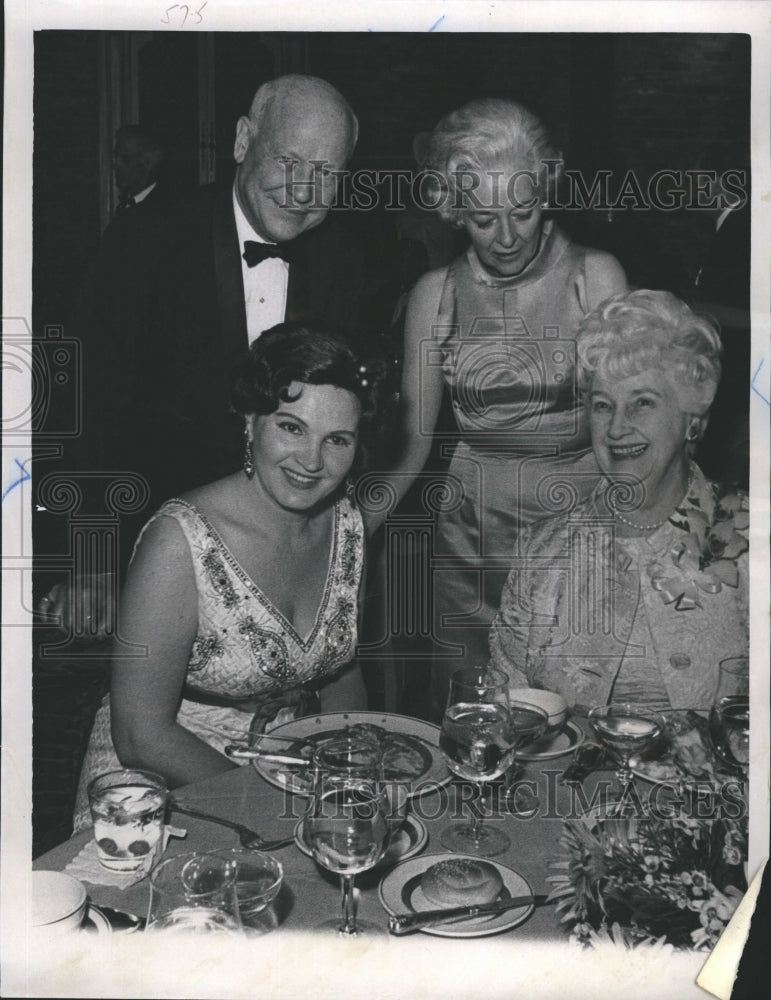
[{"x1": 380, "y1": 99, "x2": 628, "y2": 719}]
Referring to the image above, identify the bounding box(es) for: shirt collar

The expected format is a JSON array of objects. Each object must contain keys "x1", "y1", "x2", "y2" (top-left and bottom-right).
[
  {"x1": 715, "y1": 196, "x2": 742, "y2": 232},
  {"x1": 133, "y1": 181, "x2": 157, "y2": 205}
]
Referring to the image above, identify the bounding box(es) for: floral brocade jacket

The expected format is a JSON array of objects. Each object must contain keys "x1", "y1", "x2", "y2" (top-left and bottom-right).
[{"x1": 489, "y1": 466, "x2": 749, "y2": 713}]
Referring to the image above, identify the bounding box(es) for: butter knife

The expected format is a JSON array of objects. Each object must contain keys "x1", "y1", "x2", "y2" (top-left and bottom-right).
[
  {"x1": 388, "y1": 893, "x2": 550, "y2": 934},
  {"x1": 224, "y1": 744, "x2": 310, "y2": 764}
]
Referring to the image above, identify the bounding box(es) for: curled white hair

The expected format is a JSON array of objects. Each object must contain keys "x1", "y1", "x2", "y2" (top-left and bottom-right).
[{"x1": 575, "y1": 289, "x2": 723, "y2": 416}]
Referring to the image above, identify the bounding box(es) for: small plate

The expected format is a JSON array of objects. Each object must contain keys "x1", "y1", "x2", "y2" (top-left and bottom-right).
[
  {"x1": 251, "y1": 711, "x2": 451, "y2": 798},
  {"x1": 294, "y1": 814, "x2": 428, "y2": 868},
  {"x1": 516, "y1": 720, "x2": 584, "y2": 761},
  {"x1": 81, "y1": 904, "x2": 112, "y2": 935},
  {"x1": 379, "y1": 853, "x2": 535, "y2": 938}
]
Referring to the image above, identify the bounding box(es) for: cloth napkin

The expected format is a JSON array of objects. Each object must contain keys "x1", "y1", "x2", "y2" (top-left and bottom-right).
[{"x1": 65, "y1": 825, "x2": 187, "y2": 889}]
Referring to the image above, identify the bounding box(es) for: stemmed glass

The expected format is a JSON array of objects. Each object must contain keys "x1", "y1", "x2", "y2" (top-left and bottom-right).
[
  {"x1": 709, "y1": 657, "x2": 750, "y2": 780},
  {"x1": 304, "y1": 736, "x2": 390, "y2": 937},
  {"x1": 588, "y1": 703, "x2": 666, "y2": 805},
  {"x1": 439, "y1": 666, "x2": 547, "y2": 857}
]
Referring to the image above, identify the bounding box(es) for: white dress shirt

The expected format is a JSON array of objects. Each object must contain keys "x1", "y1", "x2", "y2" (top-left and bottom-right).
[
  {"x1": 133, "y1": 181, "x2": 157, "y2": 205},
  {"x1": 715, "y1": 202, "x2": 737, "y2": 233},
  {"x1": 233, "y1": 188, "x2": 289, "y2": 344}
]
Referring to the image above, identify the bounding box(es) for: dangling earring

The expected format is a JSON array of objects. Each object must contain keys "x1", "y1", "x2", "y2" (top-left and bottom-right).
[
  {"x1": 345, "y1": 476, "x2": 356, "y2": 504},
  {"x1": 243, "y1": 427, "x2": 255, "y2": 480},
  {"x1": 685, "y1": 420, "x2": 700, "y2": 443}
]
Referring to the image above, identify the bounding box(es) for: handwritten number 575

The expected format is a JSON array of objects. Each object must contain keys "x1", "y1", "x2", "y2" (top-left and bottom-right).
[{"x1": 161, "y1": 2, "x2": 207, "y2": 26}]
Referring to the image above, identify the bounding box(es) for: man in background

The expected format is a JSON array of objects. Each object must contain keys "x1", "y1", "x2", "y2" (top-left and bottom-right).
[{"x1": 112, "y1": 124, "x2": 170, "y2": 216}]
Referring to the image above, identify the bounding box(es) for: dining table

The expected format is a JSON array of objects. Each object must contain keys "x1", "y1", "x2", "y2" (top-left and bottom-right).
[
  {"x1": 33, "y1": 718, "x2": 702, "y2": 938},
  {"x1": 27, "y1": 715, "x2": 745, "y2": 1000},
  {"x1": 34, "y1": 753, "x2": 579, "y2": 939}
]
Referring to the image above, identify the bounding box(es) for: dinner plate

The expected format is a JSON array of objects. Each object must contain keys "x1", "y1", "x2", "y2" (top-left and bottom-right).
[
  {"x1": 251, "y1": 711, "x2": 451, "y2": 798},
  {"x1": 81, "y1": 904, "x2": 112, "y2": 935},
  {"x1": 294, "y1": 814, "x2": 429, "y2": 867},
  {"x1": 516, "y1": 720, "x2": 584, "y2": 761},
  {"x1": 378, "y1": 853, "x2": 535, "y2": 939}
]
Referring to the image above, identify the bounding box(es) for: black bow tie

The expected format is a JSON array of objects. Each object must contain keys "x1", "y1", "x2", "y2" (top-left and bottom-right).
[{"x1": 242, "y1": 240, "x2": 295, "y2": 267}]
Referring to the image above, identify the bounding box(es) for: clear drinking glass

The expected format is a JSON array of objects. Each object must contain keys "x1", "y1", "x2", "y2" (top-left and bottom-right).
[
  {"x1": 304, "y1": 736, "x2": 390, "y2": 937},
  {"x1": 202, "y1": 848, "x2": 283, "y2": 935},
  {"x1": 588, "y1": 703, "x2": 666, "y2": 800},
  {"x1": 439, "y1": 666, "x2": 547, "y2": 857},
  {"x1": 709, "y1": 657, "x2": 750, "y2": 779},
  {"x1": 146, "y1": 852, "x2": 243, "y2": 934},
  {"x1": 87, "y1": 768, "x2": 168, "y2": 874}
]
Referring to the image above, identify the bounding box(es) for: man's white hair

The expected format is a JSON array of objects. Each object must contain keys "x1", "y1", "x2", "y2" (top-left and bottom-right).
[{"x1": 248, "y1": 74, "x2": 359, "y2": 157}]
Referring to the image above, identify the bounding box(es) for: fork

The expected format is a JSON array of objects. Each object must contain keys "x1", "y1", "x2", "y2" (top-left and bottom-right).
[{"x1": 169, "y1": 800, "x2": 295, "y2": 851}]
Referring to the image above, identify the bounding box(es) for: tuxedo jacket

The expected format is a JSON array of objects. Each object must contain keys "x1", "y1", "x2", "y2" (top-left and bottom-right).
[{"x1": 75, "y1": 181, "x2": 367, "y2": 510}]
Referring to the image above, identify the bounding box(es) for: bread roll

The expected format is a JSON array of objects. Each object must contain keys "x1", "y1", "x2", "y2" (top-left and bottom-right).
[{"x1": 421, "y1": 859, "x2": 503, "y2": 907}]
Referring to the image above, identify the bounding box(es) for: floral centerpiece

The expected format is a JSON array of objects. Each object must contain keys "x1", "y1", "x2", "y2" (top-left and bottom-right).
[{"x1": 548, "y1": 808, "x2": 747, "y2": 950}]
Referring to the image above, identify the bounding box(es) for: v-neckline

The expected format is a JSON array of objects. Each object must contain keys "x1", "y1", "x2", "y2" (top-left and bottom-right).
[{"x1": 173, "y1": 498, "x2": 340, "y2": 650}]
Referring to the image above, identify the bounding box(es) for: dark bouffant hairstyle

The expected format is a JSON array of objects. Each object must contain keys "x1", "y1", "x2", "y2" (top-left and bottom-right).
[{"x1": 230, "y1": 321, "x2": 387, "y2": 474}]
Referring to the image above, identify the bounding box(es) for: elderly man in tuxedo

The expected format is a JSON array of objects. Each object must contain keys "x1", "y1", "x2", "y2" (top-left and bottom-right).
[{"x1": 76, "y1": 75, "x2": 366, "y2": 552}]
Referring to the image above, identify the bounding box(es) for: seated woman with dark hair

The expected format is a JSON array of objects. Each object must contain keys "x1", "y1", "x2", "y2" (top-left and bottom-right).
[
  {"x1": 73, "y1": 322, "x2": 384, "y2": 829},
  {"x1": 490, "y1": 290, "x2": 749, "y2": 714}
]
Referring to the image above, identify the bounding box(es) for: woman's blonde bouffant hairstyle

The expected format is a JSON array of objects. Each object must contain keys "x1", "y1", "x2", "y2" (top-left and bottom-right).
[
  {"x1": 575, "y1": 289, "x2": 723, "y2": 417},
  {"x1": 413, "y1": 98, "x2": 561, "y2": 225}
]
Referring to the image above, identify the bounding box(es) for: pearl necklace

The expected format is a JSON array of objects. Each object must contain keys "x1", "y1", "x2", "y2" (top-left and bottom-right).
[{"x1": 612, "y1": 465, "x2": 695, "y2": 533}]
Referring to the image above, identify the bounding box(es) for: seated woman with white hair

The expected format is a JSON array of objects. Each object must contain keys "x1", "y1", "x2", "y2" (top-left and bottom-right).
[{"x1": 490, "y1": 289, "x2": 749, "y2": 713}]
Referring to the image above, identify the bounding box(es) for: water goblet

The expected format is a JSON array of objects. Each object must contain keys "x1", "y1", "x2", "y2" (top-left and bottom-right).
[
  {"x1": 588, "y1": 703, "x2": 666, "y2": 806},
  {"x1": 146, "y1": 851, "x2": 243, "y2": 934},
  {"x1": 709, "y1": 657, "x2": 750, "y2": 779},
  {"x1": 304, "y1": 736, "x2": 390, "y2": 937},
  {"x1": 439, "y1": 666, "x2": 547, "y2": 857}
]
